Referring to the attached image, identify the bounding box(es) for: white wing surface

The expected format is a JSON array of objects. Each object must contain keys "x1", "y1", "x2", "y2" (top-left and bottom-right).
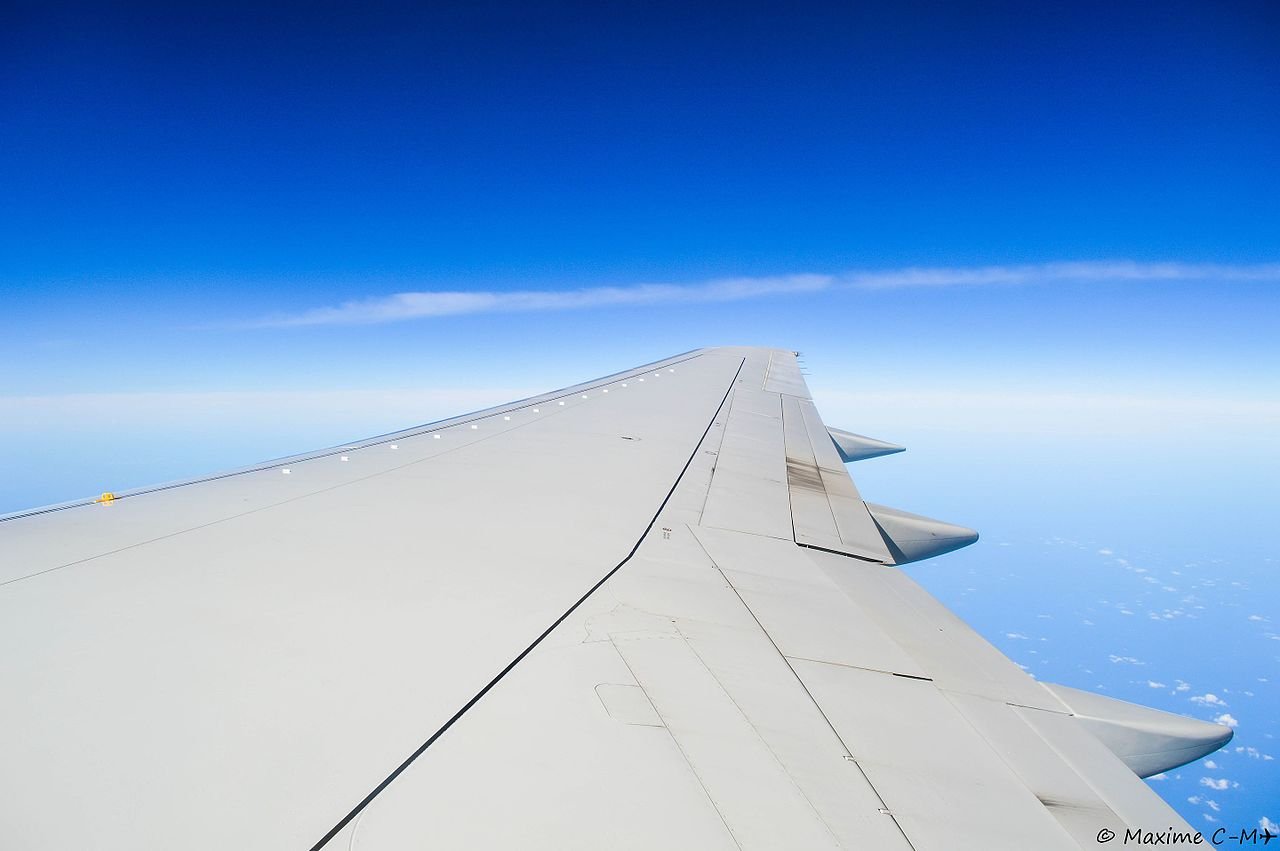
[{"x1": 0, "y1": 347, "x2": 1230, "y2": 849}]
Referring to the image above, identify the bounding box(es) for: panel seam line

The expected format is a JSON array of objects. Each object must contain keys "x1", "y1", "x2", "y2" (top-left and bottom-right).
[{"x1": 308, "y1": 355, "x2": 746, "y2": 851}]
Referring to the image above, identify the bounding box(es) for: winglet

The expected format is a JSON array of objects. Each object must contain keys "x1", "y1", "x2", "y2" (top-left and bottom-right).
[
  {"x1": 865, "y1": 503, "x2": 978, "y2": 564},
  {"x1": 1043, "y1": 683, "x2": 1235, "y2": 777},
  {"x1": 828, "y1": 428, "x2": 906, "y2": 463}
]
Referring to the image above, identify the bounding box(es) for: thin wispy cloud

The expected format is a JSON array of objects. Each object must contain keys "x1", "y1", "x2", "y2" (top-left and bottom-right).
[
  {"x1": 252, "y1": 274, "x2": 829, "y2": 327},
  {"x1": 249, "y1": 260, "x2": 1280, "y2": 327},
  {"x1": 844, "y1": 260, "x2": 1280, "y2": 289}
]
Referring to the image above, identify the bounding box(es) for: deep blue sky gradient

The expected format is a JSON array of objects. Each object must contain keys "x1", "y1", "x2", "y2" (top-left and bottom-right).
[{"x1": 4, "y1": 0, "x2": 1279, "y2": 285}]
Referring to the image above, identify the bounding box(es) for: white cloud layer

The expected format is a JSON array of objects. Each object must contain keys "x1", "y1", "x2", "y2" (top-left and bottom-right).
[{"x1": 250, "y1": 260, "x2": 1280, "y2": 327}]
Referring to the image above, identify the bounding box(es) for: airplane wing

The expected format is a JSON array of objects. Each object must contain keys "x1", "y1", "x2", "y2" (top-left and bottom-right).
[{"x1": 0, "y1": 346, "x2": 1231, "y2": 849}]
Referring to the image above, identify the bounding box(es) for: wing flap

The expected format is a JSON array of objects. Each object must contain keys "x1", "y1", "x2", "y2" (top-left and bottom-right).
[
  {"x1": 791, "y1": 659, "x2": 1081, "y2": 851},
  {"x1": 781, "y1": 395, "x2": 894, "y2": 562}
]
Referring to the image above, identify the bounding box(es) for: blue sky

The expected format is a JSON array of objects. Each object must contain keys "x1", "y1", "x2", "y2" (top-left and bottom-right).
[{"x1": 2, "y1": 0, "x2": 1277, "y2": 834}]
